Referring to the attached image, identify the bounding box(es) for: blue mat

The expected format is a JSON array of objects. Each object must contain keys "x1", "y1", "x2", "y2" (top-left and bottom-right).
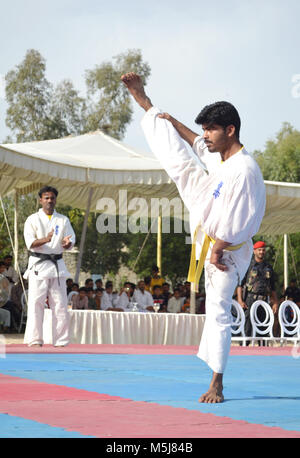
[
  {"x1": 1, "y1": 353, "x2": 300, "y2": 432},
  {"x1": 0, "y1": 413, "x2": 93, "y2": 438}
]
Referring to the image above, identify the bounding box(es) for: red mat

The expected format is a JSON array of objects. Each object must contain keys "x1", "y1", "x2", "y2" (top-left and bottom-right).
[
  {"x1": 4, "y1": 343, "x2": 295, "y2": 356},
  {"x1": 0, "y1": 373, "x2": 299, "y2": 438}
]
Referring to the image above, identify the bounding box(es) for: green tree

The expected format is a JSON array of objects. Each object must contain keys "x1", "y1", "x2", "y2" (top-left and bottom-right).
[
  {"x1": 5, "y1": 48, "x2": 150, "y2": 142},
  {"x1": 254, "y1": 122, "x2": 300, "y2": 182},
  {"x1": 47, "y1": 79, "x2": 87, "y2": 138},
  {"x1": 56, "y1": 206, "x2": 129, "y2": 276},
  {"x1": 124, "y1": 218, "x2": 191, "y2": 286},
  {"x1": 254, "y1": 123, "x2": 300, "y2": 292},
  {"x1": 5, "y1": 49, "x2": 52, "y2": 142},
  {"x1": 84, "y1": 49, "x2": 151, "y2": 139}
]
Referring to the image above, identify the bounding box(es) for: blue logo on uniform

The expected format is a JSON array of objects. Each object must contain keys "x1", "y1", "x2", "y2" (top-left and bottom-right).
[
  {"x1": 213, "y1": 181, "x2": 224, "y2": 199},
  {"x1": 55, "y1": 225, "x2": 59, "y2": 235}
]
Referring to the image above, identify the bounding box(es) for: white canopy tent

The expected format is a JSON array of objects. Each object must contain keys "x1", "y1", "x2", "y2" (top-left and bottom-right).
[{"x1": 0, "y1": 131, "x2": 299, "y2": 288}]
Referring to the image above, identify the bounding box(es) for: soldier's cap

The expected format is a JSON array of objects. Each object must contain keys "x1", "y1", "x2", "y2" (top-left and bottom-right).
[{"x1": 253, "y1": 241, "x2": 266, "y2": 249}]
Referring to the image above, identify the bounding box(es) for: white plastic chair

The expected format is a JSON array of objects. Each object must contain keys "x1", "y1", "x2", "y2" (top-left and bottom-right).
[
  {"x1": 278, "y1": 300, "x2": 300, "y2": 346},
  {"x1": 18, "y1": 290, "x2": 28, "y2": 333},
  {"x1": 250, "y1": 300, "x2": 274, "y2": 345},
  {"x1": 231, "y1": 299, "x2": 247, "y2": 346}
]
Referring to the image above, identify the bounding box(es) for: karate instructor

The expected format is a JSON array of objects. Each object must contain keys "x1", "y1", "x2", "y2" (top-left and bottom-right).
[
  {"x1": 121, "y1": 73, "x2": 266, "y2": 403},
  {"x1": 23, "y1": 186, "x2": 76, "y2": 347}
]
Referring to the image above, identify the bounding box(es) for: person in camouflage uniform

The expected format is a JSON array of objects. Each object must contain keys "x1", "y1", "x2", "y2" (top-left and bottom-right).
[{"x1": 237, "y1": 241, "x2": 279, "y2": 341}]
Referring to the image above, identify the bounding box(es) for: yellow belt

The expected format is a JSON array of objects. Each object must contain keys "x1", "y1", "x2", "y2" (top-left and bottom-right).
[{"x1": 187, "y1": 226, "x2": 245, "y2": 291}]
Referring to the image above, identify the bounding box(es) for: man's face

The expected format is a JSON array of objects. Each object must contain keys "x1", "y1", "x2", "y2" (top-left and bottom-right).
[
  {"x1": 202, "y1": 123, "x2": 232, "y2": 153},
  {"x1": 40, "y1": 192, "x2": 56, "y2": 214},
  {"x1": 138, "y1": 281, "x2": 145, "y2": 291},
  {"x1": 254, "y1": 247, "x2": 266, "y2": 261},
  {"x1": 4, "y1": 257, "x2": 12, "y2": 267}
]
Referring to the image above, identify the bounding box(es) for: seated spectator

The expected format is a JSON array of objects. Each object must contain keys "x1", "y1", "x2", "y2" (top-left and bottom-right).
[
  {"x1": 86, "y1": 288, "x2": 97, "y2": 310},
  {"x1": 66, "y1": 278, "x2": 74, "y2": 295},
  {"x1": 0, "y1": 307, "x2": 11, "y2": 333},
  {"x1": 95, "y1": 288, "x2": 103, "y2": 310},
  {"x1": 113, "y1": 282, "x2": 134, "y2": 311},
  {"x1": 167, "y1": 288, "x2": 184, "y2": 313},
  {"x1": 152, "y1": 285, "x2": 166, "y2": 312},
  {"x1": 283, "y1": 279, "x2": 300, "y2": 304},
  {"x1": 101, "y1": 281, "x2": 121, "y2": 311},
  {"x1": 162, "y1": 282, "x2": 172, "y2": 307},
  {"x1": 0, "y1": 262, "x2": 21, "y2": 331},
  {"x1": 11, "y1": 277, "x2": 28, "y2": 314},
  {"x1": 85, "y1": 278, "x2": 94, "y2": 290},
  {"x1": 2, "y1": 255, "x2": 18, "y2": 298},
  {"x1": 196, "y1": 291, "x2": 206, "y2": 314},
  {"x1": 176, "y1": 283, "x2": 185, "y2": 298},
  {"x1": 133, "y1": 280, "x2": 154, "y2": 312},
  {"x1": 144, "y1": 276, "x2": 152, "y2": 292},
  {"x1": 183, "y1": 281, "x2": 191, "y2": 298},
  {"x1": 95, "y1": 278, "x2": 103, "y2": 290},
  {"x1": 150, "y1": 265, "x2": 165, "y2": 293},
  {"x1": 71, "y1": 287, "x2": 88, "y2": 309},
  {"x1": 181, "y1": 295, "x2": 190, "y2": 313},
  {"x1": 101, "y1": 281, "x2": 113, "y2": 310},
  {"x1": 67, "y1": 283, "x2": 79, "y2": 303}
]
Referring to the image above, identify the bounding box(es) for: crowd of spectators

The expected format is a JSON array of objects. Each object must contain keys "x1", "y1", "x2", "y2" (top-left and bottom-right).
[
  {"x1": 66, "y1": 265, "x2": 206, "y2": 315},
  {"x1": 1, "y1": 253, "x2": 300, "y2": 335}
]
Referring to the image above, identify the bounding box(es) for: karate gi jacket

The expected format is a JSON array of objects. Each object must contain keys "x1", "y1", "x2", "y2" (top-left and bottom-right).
[{"x1": 23, "y1": 209, "x2": 76, "y2": 280}]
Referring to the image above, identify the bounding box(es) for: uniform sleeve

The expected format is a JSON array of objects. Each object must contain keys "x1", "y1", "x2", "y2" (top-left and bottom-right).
[
  {"x1": 23, "y1": 216, "x2": 37, "y2": 250},
  {"x1": 63, "y1": 217, "x2": 76, "y2": 248},
  {"x1": 141, "y1": 107, "x2": 208, "y2": 211},
  {"x1": 192, "y1": 136, "x2": 222, "y2": 173},
  {"x1": 215, "y1": 172, "x2": 266, "y2": 245}
]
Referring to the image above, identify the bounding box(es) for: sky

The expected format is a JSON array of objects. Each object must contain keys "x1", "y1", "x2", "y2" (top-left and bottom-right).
[{"x1": 0, "y1": 0, "x2": 300, "y2": 154}]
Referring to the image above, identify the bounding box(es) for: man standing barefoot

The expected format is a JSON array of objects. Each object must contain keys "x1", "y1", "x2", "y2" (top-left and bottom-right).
[
  {"x1": 23, "y1": 186, "x2": 76, "y2": 347},
  {"x1": 121, "y1": 73, "x2": 265, "y2": 403}
]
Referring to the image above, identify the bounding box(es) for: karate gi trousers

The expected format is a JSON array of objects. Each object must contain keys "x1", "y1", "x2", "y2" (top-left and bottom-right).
[
  {"x1": 197, "y1": 252, "x2": 239, "y2": 374},
  {"x1": 24, "y1": 272, "x2": 69, "y2": 346}
]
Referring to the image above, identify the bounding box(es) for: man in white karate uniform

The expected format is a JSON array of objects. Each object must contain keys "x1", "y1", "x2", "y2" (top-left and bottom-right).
[
  {"x1": 23, "y1": 186, "x2": 76, "y2": 347},
  {"x1": 121, "y1": 73, "x2": 266, "y2": 403}
]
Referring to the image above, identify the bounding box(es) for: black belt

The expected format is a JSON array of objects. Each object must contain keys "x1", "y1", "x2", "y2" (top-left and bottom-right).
[{"x1": 29, "y1": 251, "x2": 63, "y2": 285}]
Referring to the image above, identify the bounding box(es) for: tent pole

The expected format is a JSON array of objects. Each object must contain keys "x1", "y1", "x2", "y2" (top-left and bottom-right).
[
  {"x1": 283, "y1": 233, "x2": 288, "y2": 290},
  {"x1": 75, "y1": 187, "x2": 94, "y2": 284},
  {"x1": 157, "y1": 215, "x2": 162, "y2": 275},
  {"x1": 14, "y1": 189, "x2": 19, "y2": 270}
]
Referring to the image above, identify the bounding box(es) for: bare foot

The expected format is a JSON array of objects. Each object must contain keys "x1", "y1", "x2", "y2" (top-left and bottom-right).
[
  {"x1": 121, "y1": 72, "x2": 153, "y2": 111},
  {"x1": 199, "y1": 384, "x2": 224, "y2": 403},
  {"x1": 199, "y1": 372, "x2": 224, "y2": 403}
]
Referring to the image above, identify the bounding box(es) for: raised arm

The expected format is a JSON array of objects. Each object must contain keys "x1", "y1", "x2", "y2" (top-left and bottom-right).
[
  {"x1": 121, "y1": 73, "x2": 207, "y2": 210},
  {"x1": 157, "y1": 112, "x2": 198, "y2": 147}
]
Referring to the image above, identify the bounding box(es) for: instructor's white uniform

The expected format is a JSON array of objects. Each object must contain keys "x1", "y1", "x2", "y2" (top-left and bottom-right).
[
  {"x1": 23, "y1": 209, "x2": 76, "y2": 346},
  {"x1": 141, "y1": 107, "x2": 266, "y2": 374}
]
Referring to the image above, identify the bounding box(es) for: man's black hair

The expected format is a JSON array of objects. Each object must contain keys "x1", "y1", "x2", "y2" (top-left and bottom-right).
[
  {"x1": 38, "y1": 186, "x2": 58, "y2": 198},
  {"x1": 195, "y1": 101, "x2": 241, "y2": 140}
]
